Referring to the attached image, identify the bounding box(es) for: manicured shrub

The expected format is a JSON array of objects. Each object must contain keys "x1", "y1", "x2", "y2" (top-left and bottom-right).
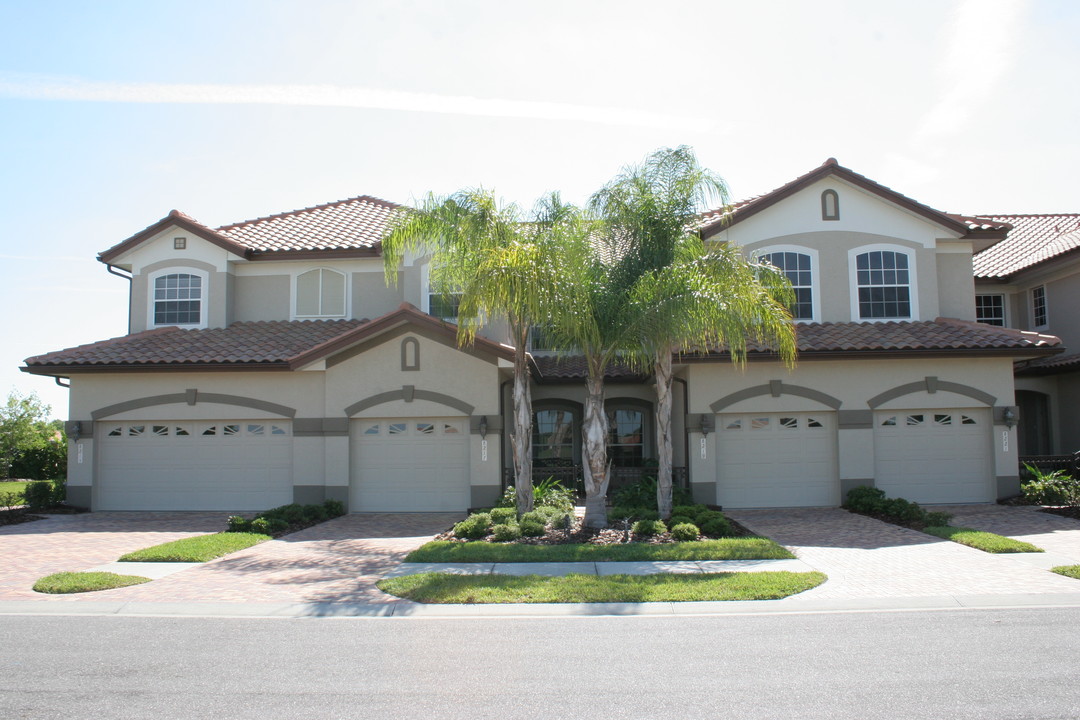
[
  {"x1": 700, "y1": 516, "x2": 735, "y2": 537},
  {"x1": 280, "y1": 504, "x2": 306, "y2": 524},
  {"x1": 549, "y1": 512, "x2": 572, "y2": 530},
  {"x1": 250, "y1": 517, "x2": 272, "y2": 535},
  {"x1": 227, "y1": 515, "x2": 252, "y2": 533},
  {"x1": 453, "y1": 512, "x2": 493, "y2": 540},
  {"x1": 267, "y1": 518, "x2": 289, "y2": 533},
  {"x1": 671, "y1": 504, "x2": 706, "y2": 523},
  {"x1": 843, "y1": 486, "x2": 887, "y2": 513},
  {"x1": 520, "y1": 519, "x2": 547, "y2": 537},
  {"x1": 23, "y1": 481, "x2": 54, "y2": 510},
  {"x1": 323, "y1": 499, "x2": 345, "y2": 517},
  {"x1": 1022, "y1": 465, "x2": 1080, "y2": 506},
  {"x1": 668, "y1": 514, "x2": 694, "y2": 528},
  {"x1": 492, "y1": 523, "x2": 521, "y2": 542},
  {"x1": 303, "y1": 504, "x2": 328, "y2": 523},
  {"x1": 607, "y1": 505, "x2": 641, "y2": 521},
  {"x1": 696, "y1": 510, "x2": 725, "y2": 526},
  {"x1": 611, "y1": 476, "x2": 694, "y2": 510},
  {"x1": 670, "y1": 522, "x2": 700, "y2": 541},
  {"x1": 632, "y1": 519, "x2": 667, "y2": 537},
  {"x1": 520, "y1": 511, "x2": 546, "y2": 526},
  {"x1": 497, "y1": 478, "x2": 575, "y2": 512},
  {"x1": 925, "y1": 511, "x2": 954, "y2": 527},
  {"x1": 882, "y1": 497, "x2": 924, "y2": 523},
  {"x1": 490, "y1": 507, "x2": 518, "y2": 524}
]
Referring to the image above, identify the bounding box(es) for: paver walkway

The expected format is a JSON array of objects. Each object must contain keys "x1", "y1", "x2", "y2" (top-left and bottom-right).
[
  {"x1": 727, "y1": 507, "x2": 1080, "y2": 599},
  {"x1": 1, "y1": 512, "x2": 460, "y2": 605}
]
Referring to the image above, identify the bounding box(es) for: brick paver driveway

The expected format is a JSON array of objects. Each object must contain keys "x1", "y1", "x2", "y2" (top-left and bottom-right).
[
  {"x1": 1, "y1": 512, "x2": 458, "y2": 605},
  {"x1": 939, "y1": 504, "x2": 1080, "y2": 563},
  {"x1": 727, "y1": 507, "x2": 1080, "y2": 599}
]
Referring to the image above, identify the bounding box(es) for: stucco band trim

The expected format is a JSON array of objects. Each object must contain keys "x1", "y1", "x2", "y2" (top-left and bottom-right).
[
  {"x1": 709, "y1": 382, "x2": 842, "y2": 413},
  {"x1": 90, "y1": 392, "x2": 297, "y2": 420},
  {"x1": 866, "y1": 377, "x2": 996, "y2": 409},
  {"x1": 344, "y1": 387, "x2": 475, "y2": 416}
]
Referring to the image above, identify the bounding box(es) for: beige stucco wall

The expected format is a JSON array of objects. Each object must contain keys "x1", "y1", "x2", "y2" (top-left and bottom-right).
[
  {"x1": 234, "y1": 274, "x2": 289, "y2": 321},
  {"x1": 936, "y1": 249, "x2": 977, "y2": 320}
]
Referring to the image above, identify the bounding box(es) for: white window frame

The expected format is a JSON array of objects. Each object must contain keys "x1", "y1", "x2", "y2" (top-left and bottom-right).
[
  {"x1": 292, "y1": 267, "x2": 349, "y2": 320},
  {"x1": 147, "y1": 267, "x2": 209, "y2": 329},
  {"x1": 975, "y1": 293, "x2": 1007, "y2": 327},
  {"x1": 848, "y1": 244, "x2": 919, "y2": 322},
  {"x1": 754, "y1": 245, "x2": 821, "y2": 324},
  {"x1": 420, "y1": 262, "x2": 462, "y2": 322},
  {"x1": 1031, "y1": 285, "x2": 1048, "y2": 328}
]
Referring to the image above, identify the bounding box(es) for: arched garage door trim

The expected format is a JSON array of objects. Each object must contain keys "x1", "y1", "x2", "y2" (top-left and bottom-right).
[
  {"x1": 710, "y1": 382, "x2": 842, "y2": 413},
  {"x1": 867, "y1": 377, "x2": 995, "y2": 409},
  {"x1": 344, "y1": 386, "x2": 475, "y2": 416},
  {"x1": 91, "y1": 391, "x2": 296, "y2": 420}
]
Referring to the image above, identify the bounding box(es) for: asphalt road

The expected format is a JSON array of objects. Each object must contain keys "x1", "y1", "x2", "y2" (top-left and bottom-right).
[{"x1": 3, "y1": 607, "x2": 1080, "y2": 719}]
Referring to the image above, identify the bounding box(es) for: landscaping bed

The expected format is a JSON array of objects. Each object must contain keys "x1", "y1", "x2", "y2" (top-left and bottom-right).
[
  {"x1": 377, "y1": 570, "x2": 826, "y2": 604},
  {"x1": 407, "y1": 537, "x2": 793, "y2": 563},
  {"x1": 0, "y1": 479, "x2": 85, "y2": 526},
  {"x1": 119, "y1": 532, "x2": 271, "y2": 562},
  {"x1": 33, "y1": 571, "x2": 151, "y2": 594},
  {"x1": 922, "y1": 526, "x2": 1043, "y2": 554}
]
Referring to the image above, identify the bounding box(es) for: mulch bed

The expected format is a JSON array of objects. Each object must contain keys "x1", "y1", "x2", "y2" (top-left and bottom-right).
[{"x1": 1040, "y1": 506, "x2": 1080, "y2": 521}]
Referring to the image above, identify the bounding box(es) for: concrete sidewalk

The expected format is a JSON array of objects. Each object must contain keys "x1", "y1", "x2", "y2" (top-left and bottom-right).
[{"x1": 384, "y1": 558, "x2": 815, "y2": 577}]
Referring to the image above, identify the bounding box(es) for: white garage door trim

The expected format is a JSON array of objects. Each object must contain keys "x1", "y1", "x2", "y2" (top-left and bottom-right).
[
  {"x1": 350, "y1": 417, "x2": 470, "y2": 512},
  {"x1": 874, "y1": 408, "x2": 993, "y2": 504},
  {"x1": 97, "y1": 420, "x2": 293, "y2": 511},
  {"x1": 716, "y1": 411, "x2": 838, "y2": 509}
]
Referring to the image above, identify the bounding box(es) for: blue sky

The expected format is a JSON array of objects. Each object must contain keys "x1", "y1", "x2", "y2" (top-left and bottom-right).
[{"x1": 2, "y1": 0, "x2": 1078, "y2": 419}]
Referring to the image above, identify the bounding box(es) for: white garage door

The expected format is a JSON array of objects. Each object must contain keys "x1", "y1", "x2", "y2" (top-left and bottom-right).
[
  {"x1": 874, "y1": 409, "x2": 992, "y2": 503},
  {"x1": 716, "y1": 412, "x2": 838, "y2": 508},
  {"x1": 97, "y1": 421, "x2": 293, "y2": 511},
  {"x1": 350, "y1": 417, "x2": 470, "y2": 512}
]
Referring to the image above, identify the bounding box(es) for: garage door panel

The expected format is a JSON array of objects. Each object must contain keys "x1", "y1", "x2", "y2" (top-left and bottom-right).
[
  {"x1": 351, "y1": 417, "x2": 470, "y2": 512},
  {"x1": 874, "y1": 409, "x2": 991, "y2": 504},
  {"x1": 717, "y1": 412, "x2": 837, "y2": 509},
  {"x1": 98, "y1": 421, "x2": 293, "y2": 511}
]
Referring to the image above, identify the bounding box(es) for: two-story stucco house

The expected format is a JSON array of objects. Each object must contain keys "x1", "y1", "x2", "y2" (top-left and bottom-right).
[
  {"x1": 967, "y1": 214, "x2": 1080, "y2": 457},
  {"x1": 22, "y1": 159, "x2": 1062, "y2": 513}
]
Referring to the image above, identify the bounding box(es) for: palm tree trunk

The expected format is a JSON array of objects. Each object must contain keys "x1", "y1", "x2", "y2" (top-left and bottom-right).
[
  {"x1": 581, "y1": 366, "x2": 610, "y2": 528},
  {"x1": 511, "y1": 328, "x2": 534, "y2": 516},
  {"x1": 654, "y1": 349, "x2": 674, "y2": 520}
]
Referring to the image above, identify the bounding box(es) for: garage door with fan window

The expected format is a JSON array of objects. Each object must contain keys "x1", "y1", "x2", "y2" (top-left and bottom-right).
[
  {"x1": 873, "y1": 409, "x2": 992, "y2": 504},
  {"x1": 715, "y1": 412, "x2": 838, "y2": 508},
  {"x1": 97, "y1": 421, "x2": 293, "y2": 511},
  {"x1": 350, "y1": 418, "x2": 469, "y2": 512}
]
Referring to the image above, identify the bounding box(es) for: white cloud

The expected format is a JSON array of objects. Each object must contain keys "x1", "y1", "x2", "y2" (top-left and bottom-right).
[
  {"x1": 0, "y1": 73, "x2": 714, "y2": 132},
  {"x1": 914, "y1": 0, "x2": 1029, "y2": 142}
]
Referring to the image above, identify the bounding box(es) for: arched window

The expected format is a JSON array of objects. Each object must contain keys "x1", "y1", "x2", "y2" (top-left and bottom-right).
[
  {"x1": 150, "y1": 270, "x2": 206, "y2": 327},
  {"x1": 295, "y1": 268, "x2": 346, "y2": 317},
  {"x1": 821, "y1": 189, "x2": 839, "y2": 220},
  {"x1": 533, "y1": 406, "x2": 578, "y2": 467},
  {"x1": 760, "y1": 250, "x2": 815, "y2": 321},
  {"x1": 853, "y1": 248, "x2": 914, "y2": 319},
  {"x1": 401, "y1": 337, "x2": 420, "y2": 371},
  {"x1": 606, "y1": 403, "x2": 649, "y2": 467}
]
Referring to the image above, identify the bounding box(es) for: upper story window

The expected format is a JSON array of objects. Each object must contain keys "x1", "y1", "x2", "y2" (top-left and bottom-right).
[
  {"x1": 760, "y1": 250, "x2": 815, "y2": 321},
  {"x1": 295, "y1": 268, "x2": 346, "y2": 318},
  {"x1": 150, "y1": 269, "x2": 207, "y2": 328},
  {"x1": 975, "y1": 294, "x2": 1005, "y2": 326},
  {"x1": 1032, "y1": 286, "x2": 1048, "y2": 328},
  {"x1": 852, "y1": 248, "x2": 914, "y2": 320},
  {"x1": 428, "y1": 291, "x2": 461, "y2": 323},
  {"x1": 821, "y1": 189, "x2": 839, "y2": 221}
]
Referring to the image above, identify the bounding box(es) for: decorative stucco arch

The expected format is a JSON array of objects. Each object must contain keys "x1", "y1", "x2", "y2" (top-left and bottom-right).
[
  {"x1": 91, "y1": 390, "x2": 296, "y2": 420},
  {"x1": 709, "y1": 381, "x2": 842, "y2": 413},
  {"x1": 866, "y1": 376, "x2": 995, "y2": 409},
  {"x1": 344, "y1": 385, "x2": 475, "y2": 417}
]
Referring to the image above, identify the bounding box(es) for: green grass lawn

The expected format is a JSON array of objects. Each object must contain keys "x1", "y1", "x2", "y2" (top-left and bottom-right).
[
  {"x1": 378, "y1": 571, "x2": 826, "y2": 603},
  {"x1": 405, "y1": 537, "x2": 794, "y2": 563},
  {"x1": 0, "y1": 481, "x2": 29, "y2": 506},
  {"x1": 33, "y1": 571, "x2": 151, "y2": 594},
  {"x1": 1051, "y1": 565, "x2": 1080, "y2": 580},
  {"x1": 118, "y1": 532, "x2": 271, "y2": 562},
  {"x1": 923, "y1": 526, "x2": 1044, "y2": 554}
]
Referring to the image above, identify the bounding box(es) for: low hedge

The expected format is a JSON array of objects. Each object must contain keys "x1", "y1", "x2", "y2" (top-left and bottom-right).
[
  {"x1": 226, "y1": 498, "x2": 345, "y2": 537},
  {"x1": 843, "y1": 486, "x2": 952, "y2": 528}
]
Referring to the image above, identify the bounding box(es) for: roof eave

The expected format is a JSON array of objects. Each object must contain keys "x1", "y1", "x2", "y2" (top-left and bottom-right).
[
  {"x1": 21, "y1": 362, "x2": 293, "y2": 376},
  {"x1": 99, "y1": 211, "x2": 251, "y2": 264}
]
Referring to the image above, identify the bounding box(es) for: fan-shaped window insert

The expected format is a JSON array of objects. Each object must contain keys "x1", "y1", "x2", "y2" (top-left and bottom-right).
[{"x1": 295, "y1": 268, "x2": 346, "y2": 317}]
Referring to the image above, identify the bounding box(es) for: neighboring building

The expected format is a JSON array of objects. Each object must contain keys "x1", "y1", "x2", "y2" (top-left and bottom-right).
[
  {"x1": 22, "y1": 160, "x2": 1062, "y2": 512},
  {"x1": 970, "y1": 214, "x2": 1080, "y2": 455}
]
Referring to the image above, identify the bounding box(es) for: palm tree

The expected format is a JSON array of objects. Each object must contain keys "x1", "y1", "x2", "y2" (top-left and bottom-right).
[
  {"x1": 591, "y1": 147, "x2": 797, "y2": 519},
  {"x1": 381, "y1": 189, "x2": 579, "y2": 517}
]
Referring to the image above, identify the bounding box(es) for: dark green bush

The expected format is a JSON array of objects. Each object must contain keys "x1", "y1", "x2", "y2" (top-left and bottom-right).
[
  {"x1": 671, "y1": 504, "x2": 706, "y2": 522},
  {"x1": 520, "y1": 511, "x2": 545, "y2": 526},
  {"x1": 267, "y1": 518, "x2": 289, "y2": 533},
  {"x1": 489, "y1": 507, "x2": 517, "y2": 525},
  {"x1": 9, "y1": 441, "x2": 67, "y2": 481},
  {"x1": 23, "y1": 481, "x2": 55, "y2": 510},
  {"x1": 668, "y1": 514, "x2": 694, "y2": 528},
  {"x1": 670, "y1": 522, "x2": 700, "y2": 541},
  {"x1": 250, "y1": 517, "x2": 272, "y2": 535},
  {"x1": 492, "y1": 523, "x2": 521, "y2": 542},
  {"x1": 497, "y1": 478, "x2": 575, "y2": 512},
  {"x1": 632, "y1": 519, "x2": 667, "y2": 537},
  {"x1": 1022, "y1": 465, "x2": 1080, "y2": 506},
  {"x1": 323, "y1": 499, "x2": 345, "y2": 517},
  {"x1": 227, "y1": 516, "x2": 252, "y2": 533},
  {"x1": 520, "y1": 519, "x2": 547, "y2": 537},
  {"x1": 611, "y1": 476, "x2": 694, "y2": 511},
  {"x1": 925, "y1": 511, "x2": 954, "y2": 527},
  {"x1": 549, "y1": 512, "x2": 572, "y2": 529},
  {"x1": 700, "y1": 516, "x2": 735, "y2": 537},
  {"x1": 843, "y1": 486, "x2": 887, "y2": 513},
  {"x1": 453, "y1": 512, "x2": 493, "y2": 540},
  {"x1": 280, "y1": 504, "x2": 306, "y2": 524},
  {"x1": 303, "y1": 504, "x2": 328, "y2": 523},
  {"x1": 844, "y1": 486, "x2": 952, "y2": 527}
]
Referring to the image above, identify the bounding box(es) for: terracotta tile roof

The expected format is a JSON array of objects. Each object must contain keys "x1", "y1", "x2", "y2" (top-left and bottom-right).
[
  {"x1": 23, "y1": 320, "x2": 367, "y2": 370},
  {"x1": 530, "y1": 356, "x2": 643, "y2": 382},
  {"x1": 216, "y1": 195, "x2": 400, "y2": 254},
  {"x1": 696, "y1": 158, "x2": 972, "y2": 239},
  {"x1": 1016, "y1": 352, "x2": 1080, "y2": 376},
  {"x1": 972, "y1": 214, "x2": 1080, "y2": 278}
]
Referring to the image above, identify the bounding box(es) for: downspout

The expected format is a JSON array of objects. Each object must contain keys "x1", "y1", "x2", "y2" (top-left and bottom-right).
[
  {"x1": 674, "y1": 376, "x2": 690, "y2": 489},
  {"x1": 105, "y1": 263, "x2": 133, "y2": 335}
]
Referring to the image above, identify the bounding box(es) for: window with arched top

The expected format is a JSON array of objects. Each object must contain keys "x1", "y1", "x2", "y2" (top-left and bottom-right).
[
  {"x1": 401, "y1": 337, "x2": 420, "y2": 371},
  {"x1": 149, "y1": 268, "x2": 208, "y2": 328},
  {"x1": 821, "y1": 189, "x2": 839, "y2": 220},
  {"x1": 760, "y1": 250, "x2": 816, "y2": 321},
  {"x1": 533, "y1": 405, "x2": 578, "y2": 467},
  {"x1": 295, "y1": 268, "x2": 346, "y2": 318}
]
